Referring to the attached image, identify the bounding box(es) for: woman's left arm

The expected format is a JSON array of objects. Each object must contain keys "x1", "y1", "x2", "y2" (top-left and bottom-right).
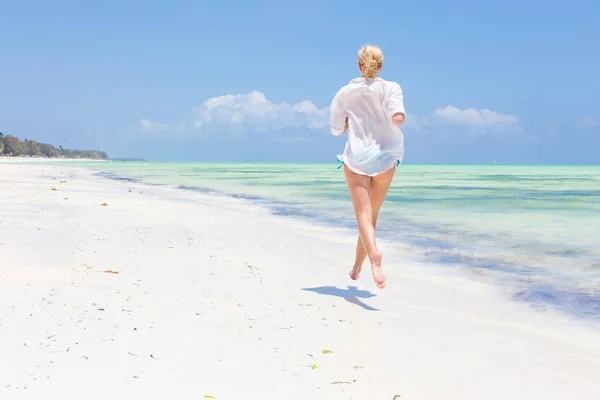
[{"x1": 387, "y1": 83, "x2": 406, "y2": 126}]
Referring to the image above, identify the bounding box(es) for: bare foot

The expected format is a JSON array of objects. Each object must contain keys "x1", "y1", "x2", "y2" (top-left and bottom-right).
[
  {"x1": 349, "y1": 263, "x2": 362, "y2": 280},
  {"x1": 369, "y1": 252, "x2": 386, "y2": 289}
]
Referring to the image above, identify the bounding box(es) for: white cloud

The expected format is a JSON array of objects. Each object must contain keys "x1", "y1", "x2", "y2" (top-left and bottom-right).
[
  {"x1": 134, "y1": 92, "x2": 522, "y2": 138},
  {"x1": 430, "y1": 105, "x2": 521, "y2": 131},
  {"x1": 137, "y1": 91, "x2": 329, "y2": 136},
  {"x1": 401, "y1": 113, "x2": 428, "y2": 132},
  {"x1": 582, "y1": 116, "x2": 598, "y2": 128},
  {"x1": 138, "y1": 118, "x2": 182, "y2": 134}
]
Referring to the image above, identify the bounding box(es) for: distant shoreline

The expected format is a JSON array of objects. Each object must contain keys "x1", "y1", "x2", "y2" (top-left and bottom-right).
[
  {"x1": 0, "y1": 133, "x2": 108, "y2": 160},
  {"x1": 0, "y1": 156, "x2": 149, "y2": 163},
  {"x1": 0, "y1": 156, "x2": 107, "y2": 162}
]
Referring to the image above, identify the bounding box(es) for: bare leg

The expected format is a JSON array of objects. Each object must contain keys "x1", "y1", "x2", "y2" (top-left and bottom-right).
[
  {"x1": 344, "y1": 165, "x2": 395, "y2": 288},
  {"x1": 350, "y1": 236, "x2": 366, "y2": 280},
  {"x1": 350, "y1": 166, "x2": 396, "y2": 280}
]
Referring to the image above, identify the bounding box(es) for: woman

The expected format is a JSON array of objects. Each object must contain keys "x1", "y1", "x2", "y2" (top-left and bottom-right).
[{"x1": 329, "y1": 44, "x2": 406, "y2": 289}]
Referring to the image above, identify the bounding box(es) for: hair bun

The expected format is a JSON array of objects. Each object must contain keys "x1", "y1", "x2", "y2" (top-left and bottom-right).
[{"x1": 358, "y1": 45, "x2": 384, "y2": 79}]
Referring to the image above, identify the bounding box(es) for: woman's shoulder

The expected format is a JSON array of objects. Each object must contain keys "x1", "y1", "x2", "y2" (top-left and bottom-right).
[
  {"x1": 379, "y1": 78, "x2": 402, "y2": 90},
  {"x1": 376, "y1": 79, "x2": 403, "y2": 98},
  {"x1": 333, "y1": 78, "x2": 361, "y2": 98}
]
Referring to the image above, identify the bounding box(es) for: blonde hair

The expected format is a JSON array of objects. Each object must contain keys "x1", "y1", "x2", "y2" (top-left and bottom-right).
[{"x1": 358, "y1": 44, "x2": 384, "y2": 79}]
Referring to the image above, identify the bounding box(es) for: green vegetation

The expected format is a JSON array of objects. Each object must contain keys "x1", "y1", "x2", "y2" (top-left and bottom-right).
[{"x1": 0, "y1": 132, "x2": 108, "y2": 160}]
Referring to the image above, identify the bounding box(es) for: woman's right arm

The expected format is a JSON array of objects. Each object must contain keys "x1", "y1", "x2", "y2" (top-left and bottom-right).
[{"x1": 392, "y1": 113, "x2": 405, "y2": 126}]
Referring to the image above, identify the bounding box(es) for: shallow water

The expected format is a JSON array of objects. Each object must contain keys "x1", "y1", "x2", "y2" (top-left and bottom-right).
[{"x1": 46, "y1": 161, "x2": 600, "y2": 319}]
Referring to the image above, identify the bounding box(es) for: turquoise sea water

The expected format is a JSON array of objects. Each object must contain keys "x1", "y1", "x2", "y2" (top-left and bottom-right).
[{"x1": 60, "y1": 162, "x2": 600, "y2": 319}]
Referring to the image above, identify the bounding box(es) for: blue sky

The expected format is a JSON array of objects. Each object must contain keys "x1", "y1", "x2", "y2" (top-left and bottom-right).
[{"x1": 1, "y1": 0, "x2": 599, "y2": 164}]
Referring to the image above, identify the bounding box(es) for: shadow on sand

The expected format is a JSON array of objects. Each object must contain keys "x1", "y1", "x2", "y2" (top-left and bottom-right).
[{"x1": 301, "y1": 285, "x2": 379, "y2": 311}]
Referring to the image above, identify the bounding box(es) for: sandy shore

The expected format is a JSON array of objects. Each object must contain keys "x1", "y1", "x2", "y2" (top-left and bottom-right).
[{"x1": 1, "y1": 161, "x2": 599, "y2": 399}]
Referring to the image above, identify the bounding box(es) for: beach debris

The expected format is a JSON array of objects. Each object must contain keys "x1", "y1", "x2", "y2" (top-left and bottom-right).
[
  {"x1": 128, "y1": 352, "x2": 140, "y2": 357},
  {"x1": 331, "y1": 380, "x2": 355, "y2": 385},
  {"x1": 322, "y1": 349, "x2": 333, "y2": 354},
  {"x1": 104, "y1": 270, "x2": 119, "y2": 274},
  {"x1": 150, "y1": 354, "x2": 158, "y2": 360},
  {"x1": 50, "y1": 188, "x2": 57, "y2": 191},
  {"x1": 60, "y1": 181, "x2": 67, "y2": 184},
  {"x1": 393, "y1": 396, "x2": 401, "y2": 399},
  {"x1": 101, "y1": 202, "x2": 108, "y2": 206},
  {"x1": 204, "y1": 396, "x2": 215, "y2": 399},
  {"x1": 310, "y1": 364, "x2": 318, "y2": 369},
  {"x1": 63, "y1": 197, "x2": 68, "y2": 200}
]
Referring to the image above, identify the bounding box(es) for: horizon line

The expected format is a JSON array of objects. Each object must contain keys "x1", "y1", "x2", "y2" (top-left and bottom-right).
[{"x1": 105, "y1": 159, "x2": 600, "y2": 167}]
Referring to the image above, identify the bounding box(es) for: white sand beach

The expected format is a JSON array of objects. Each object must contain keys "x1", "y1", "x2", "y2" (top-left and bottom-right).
[{"x1": 1, "y1": 160, "x2": 599, "y2": 400}]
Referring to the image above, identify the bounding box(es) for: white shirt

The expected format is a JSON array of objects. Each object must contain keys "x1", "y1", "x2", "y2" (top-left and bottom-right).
[{"x1": 330, "y1": 77, "x2": 406, "y2": 176}]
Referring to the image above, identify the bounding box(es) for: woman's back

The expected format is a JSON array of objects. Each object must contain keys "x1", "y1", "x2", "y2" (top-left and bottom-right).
[{"x1": 330, "y1": 76, "x2": 405, "y2": 176}]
